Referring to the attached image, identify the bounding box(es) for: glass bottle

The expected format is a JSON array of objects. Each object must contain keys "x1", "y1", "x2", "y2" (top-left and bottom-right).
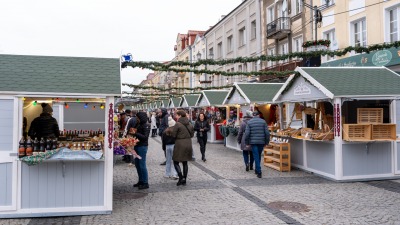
[
  {"x1": 25, "y1": 137, "x2": 33, "y2": 156},
  {"x1": 18, "y1": 137, "x2": 26, "y2": 158},
  {"x1": 52, "y1": 138, "x2": 58, "y2": 150},
  {"x1": 46, "y1": 138, "x2": 52, "y2": 151},
  {"x1": 39, "y1": 138, "x2": 45, "y2": 152},
  {"x1": 33, "y1": 137, "x2": 39, "y2": 154}
]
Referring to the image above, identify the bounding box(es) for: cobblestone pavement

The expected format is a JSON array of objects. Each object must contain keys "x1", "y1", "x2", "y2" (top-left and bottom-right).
[{"x1": 2, "y1": 137, "x2": 400, "y2": 224}]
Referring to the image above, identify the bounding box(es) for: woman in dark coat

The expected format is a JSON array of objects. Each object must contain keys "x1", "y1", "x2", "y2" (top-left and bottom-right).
[
  {"x1": 237, "y1": 111, "x2": 254, "y2": 171},
  {"x1": 132, "y1": 112, "x2": 151, "y2": 190},
  {"x1": 171, "y1": 110, "x2": 194, "y2": 186},
  {"x1": 194, "y1": 113, "x2": 210, "y2": 162}
]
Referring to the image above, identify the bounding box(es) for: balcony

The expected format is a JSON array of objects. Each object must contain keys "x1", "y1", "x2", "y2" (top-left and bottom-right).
[
  {"x1": 266, "y1": 17, "x2": 291, "y2": 39},
  {"x1": 260, "y1": 60, "x2": 302, "y2": 82}
]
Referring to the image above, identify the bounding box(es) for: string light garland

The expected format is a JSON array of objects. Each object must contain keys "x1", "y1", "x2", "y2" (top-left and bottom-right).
[{"x1": 121, "y1": 41, "x2": 400, "y2": 70}]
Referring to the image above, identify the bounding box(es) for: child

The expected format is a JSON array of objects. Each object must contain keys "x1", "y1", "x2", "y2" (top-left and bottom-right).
[{"x1": 162, "y1": 116, "x2": 178, "y2": 179}]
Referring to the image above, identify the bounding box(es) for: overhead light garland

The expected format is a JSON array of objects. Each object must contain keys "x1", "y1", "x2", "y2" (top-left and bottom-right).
[
  {"x1": 122, "y1": 84, "x2": 234, "y2": 91},
  {"x1": 121, "y1": 41, "x2": 400, "y2": 70}
]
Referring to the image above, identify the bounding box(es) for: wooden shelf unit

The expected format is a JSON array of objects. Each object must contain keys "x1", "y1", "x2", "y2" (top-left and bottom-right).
[{"x1": 264, "y1": 142, "x2": 291, "y2": 172}]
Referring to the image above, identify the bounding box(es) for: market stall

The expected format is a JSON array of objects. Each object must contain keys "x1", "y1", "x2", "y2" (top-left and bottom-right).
[
  {"x1": 180, "y1": 94, "x2": 200, "y2": 122},
  {"x1": 223, "y1": 83, "x2": 284, "y2": 151},
  {"x1": 196, "y1": 90, "x2": 229, "y2": 143},
  {"x1": 0, "y1": 54, "x2": 120, "y2": 218},
  {"x1": 272, "y1": 67, "x2": 400, "y2": 181},
  {"x1": 168, "y1": 97, "x2": 182, "y2": 110}
]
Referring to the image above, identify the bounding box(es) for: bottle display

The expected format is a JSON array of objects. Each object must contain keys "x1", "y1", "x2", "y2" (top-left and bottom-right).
[
  {"x1": 33, "y1": 137, "x2": 39, "y2": 155},
  {"x1": 39, "y1": 138, "x2": 45, "y2": 152}
]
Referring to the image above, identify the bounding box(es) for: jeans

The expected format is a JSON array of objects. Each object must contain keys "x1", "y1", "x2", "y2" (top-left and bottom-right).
[
  {"x1": 165, "y1": 144, "x2": 178, "y2": 177},
  {"x1": 197, "y1": 135, "x2": 207, "y2": 159},
  {"x1": 242, "y1": 150, "x2": 254, "y2": 167},
  {"x1": 134, "y1": 145, "x2": 148, "y2": 184},
  {"x1": 251, "y1": 144, "x2": 264, "y2": 175}
]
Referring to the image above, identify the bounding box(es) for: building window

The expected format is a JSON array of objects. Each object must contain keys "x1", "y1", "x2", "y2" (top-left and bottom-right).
[
  {"x1": 268, "y1": 48, "x2": 275, "y2": 67},
  {"x1": 238, "y1": 65, "x2": 243, "y2": 72},
  {"x1": 267, "y1": 6, "x2": 275, "y2": 23},
  {"x1": 295, "y1": 0, "x2": 302, "y2": 15},
  {"x1": 251, "y1": 20, "x2": 256, "y2": 40},
  {"x1": 243, "y1": 63, "x2": 247, "y2": 72},
  {"x1": 324, "y1": 29, "x2": 336, "y2": 61},
  {"x1": 239, "y1": 27, "x2": 247, "y2": 47},
  {"x1": 293, "y1": 36, "x2": 302, "y2": 53},
  {"x1": 389, "y1": 7, "x2": 399, "y2": 42},
  {"x1": 217, "y1": 42, "x2": 223, "y2": 58},
  {"x1": 351, "y1": 19, "x2": 367, "y2": 47},
  {"x1": 227, "y1": 35, "x2": 233, "y2": 53},
  {"x1": 321, "y1": 0, "x2": 334, "y2": 6},
  {"x1": 208, "y1": 48, "x2": 214, "y2": 59}
]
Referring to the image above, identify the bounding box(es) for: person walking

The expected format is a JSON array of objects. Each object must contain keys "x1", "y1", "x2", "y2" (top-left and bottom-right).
[
  {"x1": 194, "y1": 112, "x2": 210, "y2": 162},
  {"x1": 237, "y1": 111, "x2": 254, "y2": 171},
  {"x1": 151, "y1": 112, "x2": 157, "y2": 137},
  {"x1": 245, "y1": 111, "x2": 270, "y2": 178},
  {"x1": 171, "y1": 110, "x2": 194, "y2": 186},
  {"x1": 158, "y1": 108, "x2": 169, "y2": 165},
  {"x1": 132, "y1": 111, "x2": 151, "y2": 189},
  {"x1": 162, "y1": 116, "x2": 179, "y2": 179}
]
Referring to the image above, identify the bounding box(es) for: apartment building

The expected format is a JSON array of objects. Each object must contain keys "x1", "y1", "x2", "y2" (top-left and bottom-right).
[
  {"x1": 204, "y1": 0, "x2": 263, "y2": 86},
  {"x1": 261, "y1": 0, "x2": 311, "y2": 81}
]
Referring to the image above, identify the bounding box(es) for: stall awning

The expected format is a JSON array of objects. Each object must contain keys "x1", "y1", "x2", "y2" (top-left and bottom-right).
[
  {"x1": 273, "y1": 67, "x2": 400, "y2": 102},
  {"x1": 0, "y1": 54, "x2": 121, "y2": 96},
  {"x1": 160, "y1": 99, "x2": 169, "y2": 108},
  {"x1": 197, "y1": 90, "x2": 229, "y2": 107},
  {"x1": 224, "y1": 83, "x2": 284, "y2": 105},
  {"x1": 181, "y1": 94, "x2": 200, "y2": 107}
]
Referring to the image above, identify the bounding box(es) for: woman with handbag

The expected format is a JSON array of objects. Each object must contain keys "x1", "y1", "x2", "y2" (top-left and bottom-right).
[
  {"x1": 194, "y1": 112, "x2": 210, "y2": 162},
  {"x1": 171, "y1": 110, "x2": 194, "y2": 186},
  {"x1": 237, "y1": 110, "x2": 254, "y2": 171}
]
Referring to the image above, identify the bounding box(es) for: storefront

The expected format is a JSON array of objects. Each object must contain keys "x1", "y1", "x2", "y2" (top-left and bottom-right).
[
  {"x1": 196, "y1": 90, "x2": 229, "y2": 144},
  {"x1": 0, "y1": 54, "x2": 120, "y2": 218},
  {"x1": 180, "y1": 94, "x2": 200, "y2": 122},
  {"x1": 223, "y1": 83, "x2": 284, "y2": 151},
  {"x1": 273, "y1": 67, "x2": 400, "y2": 181}
]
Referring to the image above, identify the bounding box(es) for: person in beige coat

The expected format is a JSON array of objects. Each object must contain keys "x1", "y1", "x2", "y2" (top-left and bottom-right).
[{"x1": 171, "y1": 110, "x2": 194, "y2": 186}]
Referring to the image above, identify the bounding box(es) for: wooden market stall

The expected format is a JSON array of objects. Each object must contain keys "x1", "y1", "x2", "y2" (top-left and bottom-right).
[
  {"x1": 272, "y1": 67, "x2": 400, "y2": 181},
  {"x1": 0, "y1": 54, "x2": 120, "y2": 218},
  {"x1": 180, "y1": 94, "x2": 201, "y2": 122},
  {"x1": 223, "y1": 83, "x2": 284, "y2": 151},
  {"x1": 196, "y1": 90, "x2": 229, "y2": 144}
]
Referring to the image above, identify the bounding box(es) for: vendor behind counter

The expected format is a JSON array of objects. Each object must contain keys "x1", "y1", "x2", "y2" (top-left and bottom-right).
[{"x1": 28, "y1": 103, "x2": 60, "y2": 140}]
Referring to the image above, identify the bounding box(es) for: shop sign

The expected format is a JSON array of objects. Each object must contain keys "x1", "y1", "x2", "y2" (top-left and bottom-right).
[
  {"x1": 294, "y1": 82, "x2": 311, "y2": 96},
  {"x1": 372, "y1": 50, "x2": 392, "y2": 66}
]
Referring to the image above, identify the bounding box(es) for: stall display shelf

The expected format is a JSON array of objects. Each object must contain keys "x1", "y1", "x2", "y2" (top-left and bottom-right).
[
  {"x1": 263, "y1": 142, "x2": 291, "y2": 172},
  {"x1": 357, "y1": 108, "x2": 383, "y2": 124}
]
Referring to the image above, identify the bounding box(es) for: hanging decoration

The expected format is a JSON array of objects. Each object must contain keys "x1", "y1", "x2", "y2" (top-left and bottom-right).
[
  {"x1": 302, "y1": 39, "x2": 331, "y2": 48},
  {"x1": 121, "y1": 41, "x2": 400, "y2": 70},
  {"x1": 122, "y1": 84, "x2": 234, "y2": 91}
]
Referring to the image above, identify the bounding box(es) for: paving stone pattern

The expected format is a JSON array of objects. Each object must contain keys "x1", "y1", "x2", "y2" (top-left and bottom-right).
[{"x1": 2, "y1": 136, "x2": 400, "y2": 224}]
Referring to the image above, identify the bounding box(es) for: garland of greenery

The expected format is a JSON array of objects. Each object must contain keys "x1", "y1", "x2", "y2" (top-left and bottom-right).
[
  {"x1": 302, "y1": 40, "x2": 331, "y2": 48},
  {"x1": 121, "y1": 65, "x2": 294, "y2": 77},
  {"x1": 122, "y1": 84, "x2": 233, "y2": 91},
  {"x1": 121, "y1": 41, "x2": 400, "y2": 69}
]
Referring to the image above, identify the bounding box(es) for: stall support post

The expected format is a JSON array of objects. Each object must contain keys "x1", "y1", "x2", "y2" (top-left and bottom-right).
[
  {"x1": 278, "y1": 103, "x2": 284, "y2": 130},
  {"x1": 302, "y1": 102, "x2": 307, "y2": 168},
  {"x1": 104, "y1": 96, "x2": 114, "y2": 211},
  {"x1": 334, "y1": 98, "x2": 343, "y2": 180},
  {"x1": 236, "y1": 106, "x2": 240, "y2": 126},
  {"x1": 390, "y1": 100, "x2": 398, "y2": 174}
]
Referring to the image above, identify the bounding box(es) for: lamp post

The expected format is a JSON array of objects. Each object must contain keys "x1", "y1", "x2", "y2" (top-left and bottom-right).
[{"x1": 302, "y1": 0, "x2": 331, "y2": 41}]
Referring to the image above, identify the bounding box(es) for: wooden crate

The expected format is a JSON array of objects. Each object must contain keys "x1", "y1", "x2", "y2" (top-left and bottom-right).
[
  {"x1": 371, "y1": 124, "x2": 396, "y2": 141},
  {"x1": 343, "y1": 124, "x2": 371, "y2": 141},
  {"x1": 357, "y1": 108, "x2": 383, "y2": 124}
]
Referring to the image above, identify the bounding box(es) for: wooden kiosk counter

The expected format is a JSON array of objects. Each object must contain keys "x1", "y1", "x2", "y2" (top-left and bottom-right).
[
  {"x1": 272, "y1": 67, "x2": 400, "y2": 181},
  {"x1": 0, "y1": 54, "x2": 120, "y2": 218}
]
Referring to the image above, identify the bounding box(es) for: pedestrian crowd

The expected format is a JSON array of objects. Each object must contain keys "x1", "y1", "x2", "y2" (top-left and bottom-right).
[{"x1": 116, "y1": 107, "x2": 269, "y2": 189}]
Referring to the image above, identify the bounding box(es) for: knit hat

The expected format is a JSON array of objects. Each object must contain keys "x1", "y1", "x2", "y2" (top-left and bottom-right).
[
  {"x1": 245, "y1": 110, "x2": 253, "y2": 117},
  {"x1": 252, "y1": 111, "x2": 260, "y2": 116},
  {"x1": 41, "y1": 103, "x2": 53, "y2": 113},
  {"x1": 168, "y1": 116, "x2": 176, "y2": 127}
]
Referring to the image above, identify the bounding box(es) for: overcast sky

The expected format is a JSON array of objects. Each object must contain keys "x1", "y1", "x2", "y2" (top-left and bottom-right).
[{"x1": 0, "y1": 0, "x2": 242, "y2": 92}]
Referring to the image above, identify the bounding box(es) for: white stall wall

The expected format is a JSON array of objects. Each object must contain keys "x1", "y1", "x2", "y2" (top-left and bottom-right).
[{"x1": 0, "y1": 163, "x2": 12, "y2": 206}]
